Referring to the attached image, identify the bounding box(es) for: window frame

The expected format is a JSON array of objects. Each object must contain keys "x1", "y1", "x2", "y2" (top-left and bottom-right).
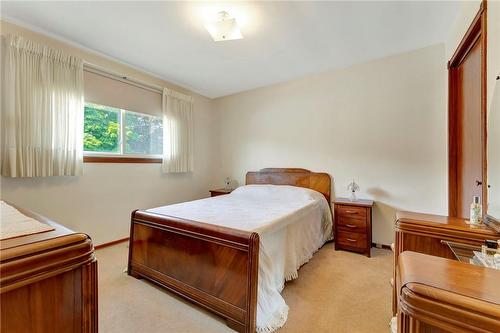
[{"x1": 83, "y1": 102, "x2": 163, "y2": 164}]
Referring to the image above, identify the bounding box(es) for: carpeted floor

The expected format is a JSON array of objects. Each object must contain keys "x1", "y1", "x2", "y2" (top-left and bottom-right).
[{"x1": 97, "y1": 242, "x2": 393, "y2": 333}]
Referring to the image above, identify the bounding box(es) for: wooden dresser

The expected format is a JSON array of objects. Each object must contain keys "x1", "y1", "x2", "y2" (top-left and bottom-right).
[
  {"x1": 392, "y1": 211, "x2": 500, "y2": 315},
  {"x1": 397, "y1": 251, "x2": 500, "y2": 333},
  {"x1": 0, "y1": 206, "x2": 98, "y2": 333},
  {"x1": 334, "y1": 198, "x2": 374, "y2": 257}
]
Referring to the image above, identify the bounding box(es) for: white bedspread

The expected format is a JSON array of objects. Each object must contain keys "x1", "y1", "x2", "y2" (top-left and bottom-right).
[
  {"x1": 148, "y1": 184, "x2": 333, "y2": 332},
  {"x1": 0, "y1": 201, "x2": 54, "y2": 240}
]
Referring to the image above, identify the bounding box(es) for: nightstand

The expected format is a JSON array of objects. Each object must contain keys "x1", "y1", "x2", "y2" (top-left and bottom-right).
[
  {"x1": 333, "y1": 198, "x2": 374, "y2": 257},
  {"x1": 209, "y1": 188, "x2": 235, "y2": 197}
]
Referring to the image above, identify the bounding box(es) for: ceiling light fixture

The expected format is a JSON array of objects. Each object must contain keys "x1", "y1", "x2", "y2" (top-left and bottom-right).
[{"x1": 205, "y1": 11, "x2": 243, "y2": 42}]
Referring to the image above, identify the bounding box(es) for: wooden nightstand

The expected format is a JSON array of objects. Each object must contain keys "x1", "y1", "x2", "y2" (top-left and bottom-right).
[
  {"x1": 333, "y1": 198, "x2": 374, "y2": 257},
  {"x1": 209, "y1": 188, "x2": 235, "y2": 197}
]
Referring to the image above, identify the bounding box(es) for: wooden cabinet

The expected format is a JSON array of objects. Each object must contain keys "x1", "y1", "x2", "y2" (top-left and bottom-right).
[
  {"x1": 397, "y1": 251, "x2": 500, "y2": 333},
  {"x1": 334, "y1": 198, "x2": 374, "y2": 257},
  {"x1": 209, "y1": 188, "x2": 235, "y2": 197},
  {"x1": 392, "y1": 211, "x2": 499, "y2": 315},
  {"x1": 0, "y1": 205, "x2": 98, "y2": 333}
]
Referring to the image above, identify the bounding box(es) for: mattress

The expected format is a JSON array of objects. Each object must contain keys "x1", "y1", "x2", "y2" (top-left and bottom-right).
[{"x1": 148, "y1": 184, "x2": 333, "y2": 332}]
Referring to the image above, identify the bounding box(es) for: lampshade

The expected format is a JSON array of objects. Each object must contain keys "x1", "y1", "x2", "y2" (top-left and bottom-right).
[{"x1": 205, "y1": 11, "x2": 243, "y2": 42}]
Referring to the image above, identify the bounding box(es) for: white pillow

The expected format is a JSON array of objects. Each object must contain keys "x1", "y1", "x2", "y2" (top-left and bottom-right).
[{"x1": 232, "y1": 184, "x2": 323, "y2": 202}]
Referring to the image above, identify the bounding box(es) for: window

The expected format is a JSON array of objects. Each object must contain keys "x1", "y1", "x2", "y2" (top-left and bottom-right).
[
  {"x1": 83, "y1": 102, "x2": 163, "y2": 159},
  {"x1": 124, "y1": 110, "x2": 163, "y2": 155},
  {"x1": 83, "y1": 103, "x2": 120, "y2": 153}
]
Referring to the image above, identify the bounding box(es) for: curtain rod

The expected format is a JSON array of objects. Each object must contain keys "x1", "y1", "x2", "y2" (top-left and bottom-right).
[{"x1": 83, "y1": 62, "x2": 163, "y2": 95}]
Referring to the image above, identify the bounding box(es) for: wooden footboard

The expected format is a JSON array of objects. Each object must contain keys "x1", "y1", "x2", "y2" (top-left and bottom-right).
[{"x1": 127, "y1": 210, "x2": 259, "y2": 333}]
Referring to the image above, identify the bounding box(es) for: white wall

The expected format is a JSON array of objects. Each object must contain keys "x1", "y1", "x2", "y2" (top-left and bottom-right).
[
  {"x1": 445, "y1": 0, "x2": 482, "y2": 60},
  {"x1": 213, "y1": 45, "x2": 448, "y2": 245},
  {"x1": 0, "y1": 21, "x2": 219, "y2": 245}
]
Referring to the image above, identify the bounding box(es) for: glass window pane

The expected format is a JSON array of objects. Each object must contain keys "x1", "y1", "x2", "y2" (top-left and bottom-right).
[
  {"x1": 124, "y1": 111, "x2": 163, "y2": 155},
  {"x1": 83, "y1": 103, "x2": 120, "y2": 153}
]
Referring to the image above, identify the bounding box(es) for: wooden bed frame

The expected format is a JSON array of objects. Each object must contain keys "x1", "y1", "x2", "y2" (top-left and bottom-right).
[{"x1": 127, "y1": 168, "x2": 331, "y2": 333}]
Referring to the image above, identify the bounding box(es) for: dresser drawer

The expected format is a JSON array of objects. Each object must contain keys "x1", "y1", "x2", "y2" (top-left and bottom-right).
[
  {"x1": 337, "y1": 216, "x2": 367, "y2": 233},
  {"x1": 337, "y1": 205, "x2": 367, "y2": 220},
  {"x1": 336, "y1": 230, "x2": 367, "y2": 250}
]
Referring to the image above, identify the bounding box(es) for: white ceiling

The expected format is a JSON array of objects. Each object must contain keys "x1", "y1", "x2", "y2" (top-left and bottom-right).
[{"x1": 1, "y1": 1, "x2": 461, "y2": 98}]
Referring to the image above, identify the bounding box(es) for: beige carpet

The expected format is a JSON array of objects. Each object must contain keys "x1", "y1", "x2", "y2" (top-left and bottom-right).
[{"x1": 97, "y1": 242, "x2": 393, "y2": 333}]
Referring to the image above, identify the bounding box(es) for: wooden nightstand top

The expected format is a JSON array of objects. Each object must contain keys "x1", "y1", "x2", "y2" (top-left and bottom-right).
[
  {"x1": 209, "y1": 188, "x2": 236, "y2": 197},
  {"x1": 334, "y1": 198, "x2": 374, "y2": 207},
  {"x1": 210, "y1": 188, "x2": 235, "y2": 194}
]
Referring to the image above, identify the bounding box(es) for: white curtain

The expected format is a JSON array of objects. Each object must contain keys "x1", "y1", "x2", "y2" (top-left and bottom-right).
[
  {"x1": 162, "y1": 88, "x2": 194, "y2": 173},
  {"x1": 1, "y1": 34, "x2": 84, "y2": 177}
]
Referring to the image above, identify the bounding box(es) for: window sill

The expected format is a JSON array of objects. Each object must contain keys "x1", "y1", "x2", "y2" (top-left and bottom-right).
[{"x1": 83, "y1": 156, "x2": 162, "y2": 163}]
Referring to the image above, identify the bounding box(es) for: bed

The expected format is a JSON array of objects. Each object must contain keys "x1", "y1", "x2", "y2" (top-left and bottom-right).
[{"x1": 127, "y1": 168, "x2": 332, "y2": 333}]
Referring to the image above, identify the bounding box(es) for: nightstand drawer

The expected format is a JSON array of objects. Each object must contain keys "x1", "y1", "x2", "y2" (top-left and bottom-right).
[
  {"x1": 336, "y1": 231, "x2": 367, "y2": 250},
  {"x1": 337, "y1": 216, "x2": 367, "y2": 233},
  {"x1": 337, "y1": 205, "x2": 367, "y2": 220}
]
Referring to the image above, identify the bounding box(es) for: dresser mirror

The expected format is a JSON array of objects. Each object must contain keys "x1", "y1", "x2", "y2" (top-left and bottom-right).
[{"x1": 487, "y1": 77, "x2": 500, "y2": 222}]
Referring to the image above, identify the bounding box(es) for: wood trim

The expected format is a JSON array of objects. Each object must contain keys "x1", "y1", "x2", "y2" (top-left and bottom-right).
[
  {"x1": 82, "y1": 260, "x2": 99, "y2": 333},
  {"x1": 448, "y1": 65, "x2": 459, "y2": 217},
  {"x1": 448, "y1": 0, "x2": 488, "y2": 217},
  {"x1": 94, "y1": 237, "x2": 129, "y2": 250},
  {"x1": 83, "y1": 156, "x2": 162, "y2": 163},
  {"x1": 481, "y1": 0, "x2": 488, "y2": 219},
  {"x1": 448, "y1": 1, "x2": 485, "y2": 67},
  {"x1": 371, "y1": 243, "x2": 392, "y2": 250}
]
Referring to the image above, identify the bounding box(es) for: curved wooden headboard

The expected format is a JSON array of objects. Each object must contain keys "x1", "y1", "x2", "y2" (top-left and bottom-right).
[{"x1": 245, "y1": 168, "x2": 332, "y2": 204}]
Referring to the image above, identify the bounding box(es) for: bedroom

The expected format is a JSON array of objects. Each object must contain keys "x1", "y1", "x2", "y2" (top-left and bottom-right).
[{"x1": 0, "y1": 1, "x2": 499, "y2": 332}]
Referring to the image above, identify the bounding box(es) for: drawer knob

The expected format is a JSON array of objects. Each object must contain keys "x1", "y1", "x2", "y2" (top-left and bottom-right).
[
  {"x1": 345, "y1": 224, "x2": 357, "y2": 228},
  {"x1": 347, "y1": 238, "x2": 357, "y2": 242},
  {"x1": 346, "y1": 210, "x2": 359, "y2": 214}
]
